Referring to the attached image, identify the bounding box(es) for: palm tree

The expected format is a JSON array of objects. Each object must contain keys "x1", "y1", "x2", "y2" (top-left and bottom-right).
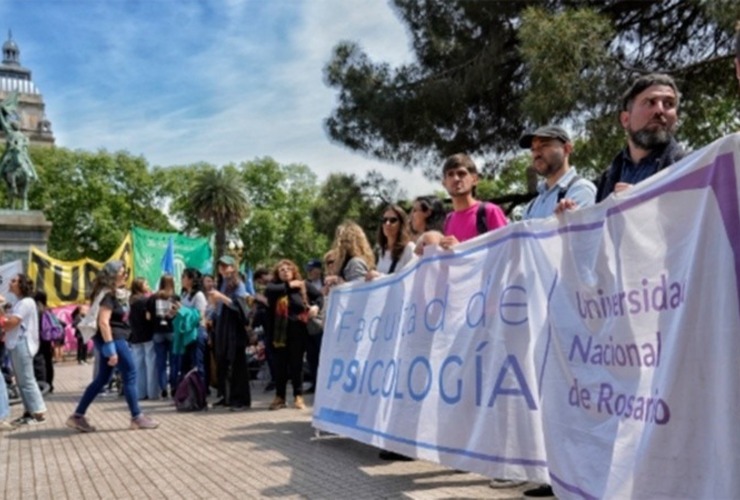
[{"x1": 188, "y1": 166, "x2": 249, "y2": 268}]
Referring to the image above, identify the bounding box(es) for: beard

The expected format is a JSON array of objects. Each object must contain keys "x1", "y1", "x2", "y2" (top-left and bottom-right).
[{"x1": 628, "y1": 122, "x2": 675, "y2": 150}]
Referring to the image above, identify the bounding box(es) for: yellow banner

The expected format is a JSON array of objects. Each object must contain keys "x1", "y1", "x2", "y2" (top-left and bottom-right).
[{"x1": 28, "y1": 234, "x2": 133, "y2": 307}]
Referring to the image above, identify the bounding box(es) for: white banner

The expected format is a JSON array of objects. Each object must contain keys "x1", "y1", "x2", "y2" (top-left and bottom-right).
[
  {"x1": 0, "y1": 260, "x2": 23, "y2": 304},
  {"x1": 313, "y1": 133, "x2": 740, "y2": 499}
]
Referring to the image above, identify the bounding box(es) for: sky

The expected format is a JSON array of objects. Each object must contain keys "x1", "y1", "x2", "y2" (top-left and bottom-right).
[{"x1": 0, "y1": 0, "x2": 440, "y2": 197}]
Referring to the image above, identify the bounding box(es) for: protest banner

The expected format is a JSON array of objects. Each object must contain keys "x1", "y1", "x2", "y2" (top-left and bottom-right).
[
  {"x1": 131, "y1": 226, "x2": 212, "y2": 292},
  {"x1": 27, "y1": 234, "x2": 133, "y2": 307},
  {"x1": 313, "y1": 133, "x2": 740, "y2": 499}
]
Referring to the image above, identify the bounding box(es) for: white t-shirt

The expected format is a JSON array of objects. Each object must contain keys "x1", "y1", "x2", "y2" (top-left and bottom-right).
[
  {"x1": 6, "y1": 296, "x2": 40, "y2": 355},
  {"x1": 182, "y1": 290, "x2": 208, "y2": 326},
  {"x1": 376, "y1": 242, "x2": 416, "y2": 275}
]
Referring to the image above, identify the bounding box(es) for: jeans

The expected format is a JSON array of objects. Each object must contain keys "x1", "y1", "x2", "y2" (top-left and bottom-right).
[
  {"x1": 153, "y1": 332, "x2": 175, "y2": 393},
  {"x1": 0, "y1": 371, "x2": 9, "y2": 420},
  {"x1": 131, "y1": 341, "x2": 158, "y2": 399},
  {"x1": 74, "y1": 337, "x2": 141, "y2": 418},
  {"x1": 9, "y1": 338, "x2": 46, "y2": 415}
]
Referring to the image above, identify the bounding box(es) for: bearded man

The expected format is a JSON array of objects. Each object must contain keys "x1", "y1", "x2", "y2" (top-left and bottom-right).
[{"x1": 595, "y1": 73, "x2": 685, "y2": 202}]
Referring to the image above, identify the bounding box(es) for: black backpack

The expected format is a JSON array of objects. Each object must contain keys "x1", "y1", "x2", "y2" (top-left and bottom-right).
[{"x1": 174, "y1": 368, "x2": 208, "y2": 412}]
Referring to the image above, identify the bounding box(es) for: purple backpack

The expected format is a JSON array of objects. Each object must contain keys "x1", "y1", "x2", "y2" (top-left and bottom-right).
[
  {"x1": 174, "y1": 368, "x2": 208, "y2": 412},
  {"x1": 40, "y1": 311, "x2": 65, "y2": 342}
]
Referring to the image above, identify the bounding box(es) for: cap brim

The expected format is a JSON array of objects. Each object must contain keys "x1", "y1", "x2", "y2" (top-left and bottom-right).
[{"x1": 519, "y1": 134, "x2": 535, "y2": 149}]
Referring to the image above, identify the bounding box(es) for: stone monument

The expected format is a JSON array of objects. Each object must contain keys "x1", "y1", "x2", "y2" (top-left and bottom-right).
[{"x1": 0, "y1": 33, "x2": 52, "y2": 267}]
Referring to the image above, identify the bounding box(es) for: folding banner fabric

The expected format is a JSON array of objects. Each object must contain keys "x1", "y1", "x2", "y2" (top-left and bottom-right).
[
  {"x1": 312, "y1": 133, "x2": 740, "y2": 499},
  {"x1": 131, "y1": 226, "x2": 212, "y2": 292},
  {"x1": 28, "y1": 234, "x2": 133, "y2": 307}
]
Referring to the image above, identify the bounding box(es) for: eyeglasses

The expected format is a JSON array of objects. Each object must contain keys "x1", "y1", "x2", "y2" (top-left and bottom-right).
[{"x1": 381, "y1": 217, "x2": 399, "y2": 224}]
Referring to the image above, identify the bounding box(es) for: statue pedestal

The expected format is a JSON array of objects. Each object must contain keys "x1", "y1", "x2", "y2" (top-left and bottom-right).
[{"x1": 0, "y1": 210, "x2": 52, "y2": 268}]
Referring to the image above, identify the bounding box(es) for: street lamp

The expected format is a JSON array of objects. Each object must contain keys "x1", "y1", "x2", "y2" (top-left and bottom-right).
[{"x1": 227, "y1": 237, "x2": 244, "y2": 266}]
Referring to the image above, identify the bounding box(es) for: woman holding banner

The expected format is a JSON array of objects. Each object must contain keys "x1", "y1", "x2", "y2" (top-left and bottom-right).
[{"x1": 324, "y1": 221, "x2": 375, "y2": 290}]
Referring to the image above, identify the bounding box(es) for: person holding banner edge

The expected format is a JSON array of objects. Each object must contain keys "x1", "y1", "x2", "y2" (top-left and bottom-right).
[
  {"x1": 517, "y1": 125, "x2": 596, "y2": 497},
  {"x1": 519, "y1": 125, "x2": 596, "y2": 220}
]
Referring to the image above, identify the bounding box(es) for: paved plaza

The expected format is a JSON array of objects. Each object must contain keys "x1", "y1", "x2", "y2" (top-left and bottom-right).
[{"x1": 1, "y1": 361, "x2": 535, "y2": 499}]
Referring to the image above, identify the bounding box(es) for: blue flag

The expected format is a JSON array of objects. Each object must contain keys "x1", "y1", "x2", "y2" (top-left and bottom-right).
[
  {"x1": 243, "y1": 265, "x2": 255, "y2": 296},
  {"x1": 160, "y1": 235, "x2": 175, "y2": 275}
]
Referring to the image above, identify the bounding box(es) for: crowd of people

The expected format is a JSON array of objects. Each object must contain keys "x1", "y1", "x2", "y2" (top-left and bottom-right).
[{"x1": 0, "y1": 61, "x2": 736, "y2": 496}]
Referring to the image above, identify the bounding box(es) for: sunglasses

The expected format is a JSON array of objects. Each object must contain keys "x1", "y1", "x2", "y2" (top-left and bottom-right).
[{"x1": 381, "y1": 217, "x2": 399, "y2": 224}]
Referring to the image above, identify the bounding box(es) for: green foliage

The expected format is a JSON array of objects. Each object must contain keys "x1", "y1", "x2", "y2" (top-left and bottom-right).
[
  {"x1": 324, "y1": 0, "x2": 740, "y2": 199},
  {"x1": 188, "y1": 165, "x2": 249, "y2": 265},
  {"x1": 237, "y1": 158, "x2": 329, "y2": 270},
  {"x1": 24, "y1": 146, "x2": 172, "y2": 261}
]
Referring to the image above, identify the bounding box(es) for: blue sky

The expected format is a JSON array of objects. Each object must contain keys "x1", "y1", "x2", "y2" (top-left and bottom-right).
[{"x1": 1, "y1": 0, "x2": 439, "y2": 196}]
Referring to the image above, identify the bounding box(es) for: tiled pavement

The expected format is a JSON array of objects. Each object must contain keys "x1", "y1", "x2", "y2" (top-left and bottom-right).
[{"x1": 1, "y1": 361, "x2": 536, "y2": 499}]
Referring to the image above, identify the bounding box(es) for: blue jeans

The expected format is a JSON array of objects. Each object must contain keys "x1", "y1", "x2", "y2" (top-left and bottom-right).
[
  {"x1": 131, "y1": 341, "x2": 158, "y2": 400},
  {"x1": 9, "y1": 338, "x2": 46, "y2": 415},
  {"x1": 0, "y1": 371, "x2": 9, "y2": 420},
  {"x1": 153, "y1": 332, "x2": 175, "y2": 392},
  {"x1": 74, "y1": 337, "x2": 141, "y2": 418}
]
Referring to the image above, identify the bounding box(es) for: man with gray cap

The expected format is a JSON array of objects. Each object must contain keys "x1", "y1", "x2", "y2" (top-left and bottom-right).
[{"x1": 519, "y1": 125, "x2": 596, "y2": 219}]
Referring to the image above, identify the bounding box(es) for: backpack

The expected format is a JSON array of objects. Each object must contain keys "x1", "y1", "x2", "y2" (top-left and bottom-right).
[
  {"x1": 40, "y1": 310, "x2": 65, "y2": 342},
  {"x1": 444, "y1": 201, "x2": 493, "y2": 237},
  {"x1": 174, "y1": 368, "x2": 208, "y2": 412}
]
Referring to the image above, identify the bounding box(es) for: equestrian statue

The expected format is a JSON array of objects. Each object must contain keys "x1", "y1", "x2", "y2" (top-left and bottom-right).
[{"x1": 0, "y1": 91, "x2": 38, "y2": 211}]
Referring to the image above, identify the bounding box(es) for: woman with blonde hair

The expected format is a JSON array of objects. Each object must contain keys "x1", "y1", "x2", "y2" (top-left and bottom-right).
[{"x1": 325, "y1": 221, "x2": 375, "y2": 288}]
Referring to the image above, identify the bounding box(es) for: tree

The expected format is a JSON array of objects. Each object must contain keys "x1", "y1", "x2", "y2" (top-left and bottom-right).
[
  {"x1": 25, "y1": 146, "x2": 172, "y2": 261},
  {"x1": 187, "y1": 166, "x2": 249, "y2": 267},
  {"x1": 324, "y1": 0, "x2": 740, "y2": 186},
  {"x1": 238, "y1": 158, "x2": 328, "y2": 269}
]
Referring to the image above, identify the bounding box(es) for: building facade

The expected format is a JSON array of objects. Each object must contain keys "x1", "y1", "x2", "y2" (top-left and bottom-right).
[{"x1": 0, "y1": 31, "x2": 54, "y2": 146}]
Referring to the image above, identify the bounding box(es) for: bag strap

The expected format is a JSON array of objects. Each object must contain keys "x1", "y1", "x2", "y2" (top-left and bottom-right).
[
  {"x1": 476, "y1": 202, "x2": 489, "y2": 235},
  {"x1": 557, "y1": 175, "x2": 581, "y2": 203}
]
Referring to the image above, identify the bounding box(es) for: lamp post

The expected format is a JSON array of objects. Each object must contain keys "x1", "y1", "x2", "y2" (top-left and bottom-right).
[{"x1": 227, "y1": 237, "x2": 244, "y2": 268}]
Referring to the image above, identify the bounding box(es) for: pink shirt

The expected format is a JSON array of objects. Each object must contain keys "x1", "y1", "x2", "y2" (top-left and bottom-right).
[{"x1": 444, "y1": 201, "x2": 507, "y2": 243}]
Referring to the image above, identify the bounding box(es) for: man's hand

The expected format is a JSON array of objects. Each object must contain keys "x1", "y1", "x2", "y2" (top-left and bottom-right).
[
  {"x1": 414, "y1": 231, "x2": 444, "y2": 256},
  {"x1": 554, "y1": 198, "x2": 579, "y2": 215}
]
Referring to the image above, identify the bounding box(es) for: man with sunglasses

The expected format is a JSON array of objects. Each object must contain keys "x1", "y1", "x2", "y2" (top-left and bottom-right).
[{"x1": 439, "y1": 153, "x2": 507, "y2": 249}]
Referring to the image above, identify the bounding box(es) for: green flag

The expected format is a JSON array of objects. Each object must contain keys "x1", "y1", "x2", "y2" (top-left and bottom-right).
[{"x1": 132, "y1": 226, "x2": 212, "y2": 292}]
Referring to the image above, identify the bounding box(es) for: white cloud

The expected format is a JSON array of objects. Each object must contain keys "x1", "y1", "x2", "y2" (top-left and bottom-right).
[{"x1": 15, "y1": 0, "x2": 440, "y2": 197}]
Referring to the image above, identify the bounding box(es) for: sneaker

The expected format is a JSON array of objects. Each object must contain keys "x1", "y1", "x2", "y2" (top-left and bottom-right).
[
  {"x1": 294, "y1": 395, "x2": 306, "y2": 410},
  {"x1": 11, "y1": 413, "x2": 31, "y2": 426},
  {"x1": 0, "y1": 420, "x2": 17, "y2": 431},
  {"x1": 489, "y1": 478, "x2": 527, "y2": 489},
  {"x1": 269, "y1": 396, "x2": 286, "y2": 410},
  {"x1": 523, "y1": 485, "x2": 555, "y2": 497},
  {"x1": 66, "y1": 414, "x2": 96, "y2": 433},
  {"x1": 130, "y1": 414, "x2": 159, "y2": 430}
]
